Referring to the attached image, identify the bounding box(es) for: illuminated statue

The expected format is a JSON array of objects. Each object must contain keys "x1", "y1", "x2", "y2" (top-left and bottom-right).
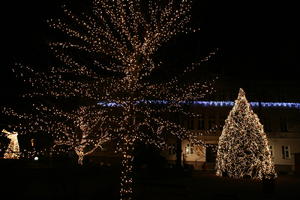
[
  {"x1": 216, "y1": 88, "x2": 277, "y2": 180},
  {"x1": 2, "y1": 129, "x2": 20, "y2": 159}
]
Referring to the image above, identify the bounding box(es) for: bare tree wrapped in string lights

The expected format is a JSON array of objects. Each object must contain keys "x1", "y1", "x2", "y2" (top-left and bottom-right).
[
  {"x1": 216, "y1": 88, "x2": 277, "y2": 180},
  {"x1": 45, "y1": 105, "x2": 112, "y2": 165},
  {"x1": 3, "y1": 0, "x2": 218, "y2": 199}
]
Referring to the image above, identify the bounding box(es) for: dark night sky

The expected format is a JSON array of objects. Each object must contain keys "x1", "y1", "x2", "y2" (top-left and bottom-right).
[{"x1": 0, "y1": 0, "x2": 299, "y2": 101}]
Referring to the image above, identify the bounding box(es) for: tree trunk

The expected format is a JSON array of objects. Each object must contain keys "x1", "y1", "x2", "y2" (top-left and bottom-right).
[
  {"x1": 120, "y1": 96, "x2": 136, "y2": 200},
  {"x1": 176, "y1": 138, "x2": 182, "y2": 168},
  {"x1": 120, "y1": 144, "x2": 135, "y2": 200}
]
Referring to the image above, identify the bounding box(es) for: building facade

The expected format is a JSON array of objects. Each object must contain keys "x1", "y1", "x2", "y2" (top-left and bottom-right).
[{"x1": 161, "y1": 99, "x2": 300, "y2": 173}]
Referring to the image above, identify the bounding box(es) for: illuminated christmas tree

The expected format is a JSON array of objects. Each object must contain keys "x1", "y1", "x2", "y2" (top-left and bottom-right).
[
  {"x1": 3, "y1": 1, "x2": 217, "y2": 199},
  {"x1": 216, "y1": 88, "x2": 277, "y2": 180}
]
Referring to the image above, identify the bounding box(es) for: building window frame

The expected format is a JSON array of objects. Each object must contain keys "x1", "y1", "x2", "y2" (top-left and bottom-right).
[
  {"x1": 185, "y1": 143, "x2": 194, "y2": 154},
  {"x1": 280, "y1": 117, "x2": 288, "y2": 132},
  {"x1": 208, "y1": 115, "x2": 216, "y2": 129},
  {"x1": 281, "y1": 145, "x2": 290, "y2": 159},
  {"x1": 269, "y1": 145, "x2": 274, "y2": 158},
  {"x1": 263, "y1": 117, "x2": 272, "y2": 132},
  {"x1": 197, "y1": 114, "x2": 205, "y2": 130},
  {"x1": 168, "y1": 144, "x2": 176, "y2": 155}
]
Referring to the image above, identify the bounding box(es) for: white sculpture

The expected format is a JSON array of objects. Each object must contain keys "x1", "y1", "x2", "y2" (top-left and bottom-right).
[{"x1": 2, "y1": 129, "x2": 20, "y2": 159}]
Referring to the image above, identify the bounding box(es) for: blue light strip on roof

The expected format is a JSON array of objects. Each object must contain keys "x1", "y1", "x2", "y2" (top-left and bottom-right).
[
  {"x1": 98, "y1": 101, "x2": 300, "y2": 109},
  {"x1": 192, "y1": 101, "x2": 300, "y2": 109}
]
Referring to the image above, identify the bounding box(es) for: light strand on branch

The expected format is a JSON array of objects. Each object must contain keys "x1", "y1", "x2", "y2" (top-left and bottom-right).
[{"x1": 3, "y1": 1, "x2": 218, "y2": 200}]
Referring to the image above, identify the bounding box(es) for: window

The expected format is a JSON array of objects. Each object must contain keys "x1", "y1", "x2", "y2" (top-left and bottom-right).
[
  {"x1": 269, "y1": 145, "x2": 273, "y2": 157},
  {"x1": 197, "y1": 114, "x2": 205, "y2": 130},
  {"x1": 219, "y1": 115, "x2": 227, "y2": 130},
  {"x1": 185, "y1": 143, "x2": 190, "y2": 154},
  {"x1": 281, "y1": 145, "x2": 290, "y2": 159},
  {"x1": 168, "y1": 144, "x2": 176, "y2": 155},
  {"x1": 280, "y1": 117, "x2": 288, "y2": 132},
  {"x1": 263, "y1": 117, "x2": 272, "y2": 132},
  {"x1": 185, "y1": 143, "x2": 194, "y2": 154},
  {"x1": 208, "y1": 115, "x2": 216, "y2": 129},
  {"x1": 181, "y1": 119, "x2": 187, "y2": 128},
  {"x1": 179, "y1": 116, "x2": 185, "y2": 127},
  {"x1": 188, "y1": 117, "x2": 194, "y2": 130},
  {"x1": 206, "y1": 145, "x2": 217, "y2": 162}
]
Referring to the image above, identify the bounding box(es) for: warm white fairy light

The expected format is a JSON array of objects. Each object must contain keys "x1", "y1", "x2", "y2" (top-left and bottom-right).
[
  {"x1": 2, "y1": 1, "x2": 219, "y2": 199},
  {"x1": 2, "y1": 129, "x2": 20, "y2": 159},
  {"x1": 2, "y1": 105, "x2": 112, "y2": 164},
  {"x1": 51, "y1": 106, "x2": 111, "y2": 165},
  {"x1": 216, "y1": 89, "x2": 277, "y2": 180}
]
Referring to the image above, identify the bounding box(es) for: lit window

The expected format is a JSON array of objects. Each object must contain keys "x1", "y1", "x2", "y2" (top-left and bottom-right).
[
  {"x1": 185, "y1": 143, "x2": 190, "y2": 154},
  {"x1": 185, "y1": 143, "x2": 194, "y2": 154}
]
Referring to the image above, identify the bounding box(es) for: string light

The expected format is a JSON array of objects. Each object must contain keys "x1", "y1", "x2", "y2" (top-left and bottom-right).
[
  {"x1": 216, "y1": 89, "x2": 277, "y2": 180},
  {"x1": 51, "y1": 106, "x2": 111, "y2": 165},
  {"x1": 2, "y1": 105, "x2": 112, "y2": 165},
  {"x1": 98, "y1": 100, "x2": 300, "y2": 109},
  {"x1": 2, "y1": 1, "x2": 219, "y2": 199}
]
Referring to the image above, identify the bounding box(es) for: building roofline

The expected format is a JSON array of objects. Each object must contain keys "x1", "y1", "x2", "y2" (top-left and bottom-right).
[{"x1": 98, "y1": 101, "x2": 300, "y2": 109}]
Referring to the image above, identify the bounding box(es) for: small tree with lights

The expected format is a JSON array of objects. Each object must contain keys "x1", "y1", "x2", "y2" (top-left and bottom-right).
[
  {"x1": 216, "y1": 88, "x2": 277, "y2": 180},
  {"x1": 47, "y1": 105, "x2": 112, "y2": 165}
]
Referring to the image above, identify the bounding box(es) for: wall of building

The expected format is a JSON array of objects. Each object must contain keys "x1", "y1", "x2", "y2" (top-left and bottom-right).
[
  {"x1": 270, "y1": 138, "x2": 300, "y2": 172},
  {"x1": 162, "y1": 105, "x2": 300, "y2": 173}
]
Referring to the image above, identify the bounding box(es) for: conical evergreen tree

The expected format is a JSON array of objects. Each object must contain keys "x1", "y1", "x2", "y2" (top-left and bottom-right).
[{"x1": 216, "y1": 88, "x2": 276, "y2": 179}]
